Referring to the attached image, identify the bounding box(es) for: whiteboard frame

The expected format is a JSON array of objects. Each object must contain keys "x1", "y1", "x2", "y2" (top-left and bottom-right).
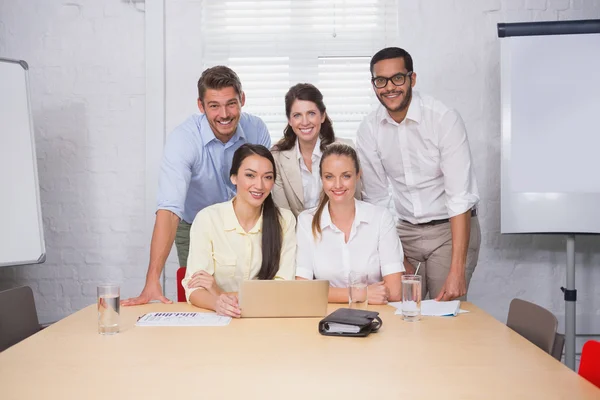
[{"x1": 0, "y1": 57, "x2": 46, "y2": 267}]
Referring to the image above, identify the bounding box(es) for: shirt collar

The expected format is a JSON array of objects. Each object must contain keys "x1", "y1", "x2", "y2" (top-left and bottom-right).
[
  {"x1": 295, "y1": 137, "x2": 322, "y2": 162},
  {"x1": 377, "y1": 90, "x2": 422, "y2": 125},
  {"x1": 405, "y1": 91, "x2": 422, "y2": 123},
  {"x1": 320, "y1": 203, "x2": 333, "y2": 229},
  {"x1": 320, "y1": 199, "x2": 372, "y2": 230},
  {"x1": 222, "y1": 198, "x2": 263, "y2": 234},
  {"x1": 198, "y1": 114, "x2": 247, "y2": 148}
]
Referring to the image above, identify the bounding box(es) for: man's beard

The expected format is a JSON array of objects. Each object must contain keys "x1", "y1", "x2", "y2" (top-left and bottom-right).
[{"x1": 376, "y1": 85, "x2": 412, "y2": 113}]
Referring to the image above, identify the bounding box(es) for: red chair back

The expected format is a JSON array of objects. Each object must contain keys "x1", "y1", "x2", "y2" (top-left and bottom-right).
[
  {"x1": 579, "y1": 340, "x2": 600, "y2": 389},
  {"x1": 176, "y1": 267, "x2": 187, "y2": 303}
]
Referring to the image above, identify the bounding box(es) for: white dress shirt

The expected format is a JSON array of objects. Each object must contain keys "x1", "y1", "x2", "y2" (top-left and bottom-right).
[
  {"x1": 295, "y1": 137, "x2": 322, "y2": 210},
  {"x1": 296, "y1": 199, "x2": 404, "y2": 287},
  {"x1": 356, "y1": 91, "x2": 479, "y2": 224}
]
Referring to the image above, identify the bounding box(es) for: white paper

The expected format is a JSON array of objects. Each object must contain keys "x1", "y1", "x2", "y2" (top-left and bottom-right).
[
  {"x1": 136, "y1": 312, "x2": 231, "y2": 327},
  {"x1": 390, "y1": 300, "x2": 467, "y2": 317},
  {"x1": 324, "y1": 322, "x2": 361, "y2": 334},
  {"x1": 402, "y1": 300, "x2": 419, "y2": 312},
  {"x1": 388, "y1": 301, "x2": 403, "y2": 309},
  {"x1": 422, "y1": 300, "x2": 460, "y2": 316}
]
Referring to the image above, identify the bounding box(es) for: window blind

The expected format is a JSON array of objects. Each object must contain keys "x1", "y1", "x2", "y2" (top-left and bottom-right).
[{"x1": 199, "y1": 0, "x2": 398, "y2": 140}]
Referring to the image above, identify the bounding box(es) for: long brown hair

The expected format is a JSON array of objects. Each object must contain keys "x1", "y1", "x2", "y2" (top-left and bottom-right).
[
  {"x1": 272, "y1": 83, "x2": 335, "y2": 152},
  {"x1": 311, "y1": 143, "x2": 361, "y2": 239},
  {"x1": 230, "y1": 144, "x2": 282, "y2": 280}
]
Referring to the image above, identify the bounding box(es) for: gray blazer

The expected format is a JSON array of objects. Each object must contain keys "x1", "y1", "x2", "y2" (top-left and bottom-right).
[{"x1": 271, "y1": 137, "x2": 362, "y2": 217}]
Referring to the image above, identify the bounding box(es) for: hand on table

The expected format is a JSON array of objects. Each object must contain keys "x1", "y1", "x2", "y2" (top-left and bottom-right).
[
  {"x1": 121, "y1": 280, "x2": 172, "y2": 306},
  {"x1": 435, "y1": 270, "x2": 466, "y2": 301},
  {"x1": 215, "y1": 294, "x2": 241, "y2": 318},
  {"x1": 367, "y1": 281, "x2": 389, "y2": 305}
]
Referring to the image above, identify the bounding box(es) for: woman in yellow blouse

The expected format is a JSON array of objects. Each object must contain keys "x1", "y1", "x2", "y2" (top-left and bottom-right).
[{"x1": 182, "y1": 144, "x2": 297, "y2": 317}]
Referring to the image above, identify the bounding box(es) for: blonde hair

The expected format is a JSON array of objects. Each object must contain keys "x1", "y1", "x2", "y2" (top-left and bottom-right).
[{"x1": 311, "y1": 143, "x2": 361, "y2": 239}]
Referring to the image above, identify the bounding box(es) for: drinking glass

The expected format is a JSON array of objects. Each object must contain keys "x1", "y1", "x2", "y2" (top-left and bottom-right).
[
  {"x1": 348, "y1": 271, "x2": 368, "y2": 310},
  {"x1": 401, "y1": 275, "x2": 422, "y2": 322},
  {"x1": 97, "y1": 284, "x2": 120, "y2": 334}
]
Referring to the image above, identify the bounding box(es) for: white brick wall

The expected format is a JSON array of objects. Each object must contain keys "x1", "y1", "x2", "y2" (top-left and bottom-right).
[
  {"x1": 0, "y1": 0, "x2": 147, "y2": 323},
  {"x1": 0, "y1": 0, "x2": 599, "y2": 352}
]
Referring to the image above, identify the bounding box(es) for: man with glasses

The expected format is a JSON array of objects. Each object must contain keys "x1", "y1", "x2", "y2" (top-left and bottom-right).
[{"x1": 356, "y1": 47, "x2": 480, "y2": 301}]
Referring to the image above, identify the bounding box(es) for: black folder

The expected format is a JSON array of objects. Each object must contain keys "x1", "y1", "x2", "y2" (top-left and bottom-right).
[{"x1": 318, "y1": 308, "x2": 382, "y2": 337}]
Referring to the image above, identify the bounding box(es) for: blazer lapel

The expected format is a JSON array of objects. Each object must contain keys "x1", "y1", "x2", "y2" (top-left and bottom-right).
[{"x1": 281, "y1": 147, "x2": 304, "y2": 206}]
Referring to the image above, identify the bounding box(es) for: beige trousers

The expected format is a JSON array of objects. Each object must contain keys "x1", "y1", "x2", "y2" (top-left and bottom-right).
[{"x1": 397, "y1": 216, "x2": 481, "y2": 300}]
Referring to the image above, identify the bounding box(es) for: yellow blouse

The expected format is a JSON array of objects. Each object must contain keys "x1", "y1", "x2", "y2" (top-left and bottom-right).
[{"x1": 182, "y1": 199, "x2": 297, "y2": 302}]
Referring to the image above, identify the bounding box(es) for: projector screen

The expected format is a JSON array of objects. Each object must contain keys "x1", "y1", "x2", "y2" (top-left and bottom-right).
[{"x1": 500, "y1": 23, "x2": 600, "y2": 234}]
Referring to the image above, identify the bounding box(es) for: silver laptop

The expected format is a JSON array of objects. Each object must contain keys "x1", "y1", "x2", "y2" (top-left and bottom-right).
[{"x1": 239, "y1": 280, "x2": 329, "y2": 318}]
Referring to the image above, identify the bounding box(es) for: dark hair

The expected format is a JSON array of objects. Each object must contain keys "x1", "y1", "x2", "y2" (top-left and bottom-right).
[
  {"x1": 197, "y1": 66, "x2": 243, "y2": 102},
  {"x1": 311, "y1": 143, "x2": 361, "y2": 239},
  {"x1": 272, "y1": 83, "x2": 335, "y2": 152},
  {"x1": 230, "y1": 144, "x2": 282, "y2": 280},
  {"x1": 370, "y1": 47, "x2": 414, "y2": 76}
]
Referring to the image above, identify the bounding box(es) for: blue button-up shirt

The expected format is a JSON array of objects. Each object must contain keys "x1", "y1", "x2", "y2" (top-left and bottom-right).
[{"x1": 156, "y1": 113, "x2": 271, "y2": 223}]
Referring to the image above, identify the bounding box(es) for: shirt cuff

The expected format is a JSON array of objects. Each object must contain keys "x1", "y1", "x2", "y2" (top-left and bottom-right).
[
  {"x1": 446, "y1": 196, "x2": 479, "y2": 218},
  {"x1": 295, "y1": 267, "x2": 314, "y2": 280},
  {"x1": 381, "y1": 262, "x2": 405, "y2": 277},
  {"x1": 156, "y1": 205, "x2": 184, "y2": 220}
]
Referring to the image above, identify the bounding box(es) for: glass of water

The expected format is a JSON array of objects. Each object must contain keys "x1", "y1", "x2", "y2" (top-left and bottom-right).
[
  {"x1": 348, "y1": 271, "x2": 368, "y2": 310},
  {"x1": 401, "y1": 275, "x2": 422, "y2": 322},
  {"x1": 97, "y1": 284, "x2": 120, "y2": 335}
]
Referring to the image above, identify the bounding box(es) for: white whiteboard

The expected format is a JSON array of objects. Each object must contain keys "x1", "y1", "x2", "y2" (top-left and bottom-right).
[
  {"x1": 500, "y1": 33, "x2": 600, "y2": 234},
  {"x1": 0, "y1": 58, "x2": 46, "y2": 266}
]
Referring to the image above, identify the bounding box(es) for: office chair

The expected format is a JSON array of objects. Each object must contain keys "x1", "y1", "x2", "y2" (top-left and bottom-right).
[
  {"x1": 579, "y1": 340, "x2": 600, "y2": 389},
  {"x1": 506, "y1": 298, "x2": 558, "y2": 356},
  {"x1": 0, "y1": 286, "x2": 41, "y2": 352},
  {"x1": 176, "y1": 267, "x2": 187, "y2": 302},
  {"x1": 551, "y1": 333, "x2": 565, "y2": 362}
]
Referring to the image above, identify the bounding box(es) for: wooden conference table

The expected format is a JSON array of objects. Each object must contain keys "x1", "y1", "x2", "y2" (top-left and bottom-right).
[{"x1": 0, "y1": 302, "x2": 598, "y2": 399}]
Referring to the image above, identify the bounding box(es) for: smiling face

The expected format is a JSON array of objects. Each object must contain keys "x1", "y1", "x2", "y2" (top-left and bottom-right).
[
  {"x1": 198, "y1": 86, "x2": 246, "y2": 143},
  {"x1": 288, "y1": 99, "x2": 326, "y2": 147},
  {"x1": 230, "y1": 154, "x2": 275, "y2": 209},
  {"x1": 321, "y1": 154, "x2": 360, "y2": 205},
  {"x1": 371, "y1": 57, "x2": 417, "y2": 115}
]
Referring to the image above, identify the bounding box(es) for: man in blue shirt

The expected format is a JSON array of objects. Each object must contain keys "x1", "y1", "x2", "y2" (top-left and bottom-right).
[{"x1": 123, "y1": 66, "x2": 271, "y2": 305}]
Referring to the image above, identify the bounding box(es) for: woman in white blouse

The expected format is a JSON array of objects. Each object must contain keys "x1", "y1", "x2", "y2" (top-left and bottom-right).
[
  {"x1": 295, "y1": 143, "x2": 404, "y2": 304},
  {"x1": 271, "y1": 83, "x2": 359, "y2": 217},
  {"x1": 182, "y1": 144, "x2": 297, "y2": 317}
]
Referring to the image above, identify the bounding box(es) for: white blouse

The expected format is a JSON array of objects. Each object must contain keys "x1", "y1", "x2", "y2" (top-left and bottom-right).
[
  {"x1": 296, "y1": 199, "x2": 404, "y2": 287},
  {"x1": 296, "y1": 138, "x2": 322, "y2": 209}
]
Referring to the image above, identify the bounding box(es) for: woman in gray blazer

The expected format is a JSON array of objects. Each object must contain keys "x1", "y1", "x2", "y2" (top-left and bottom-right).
[{"x1": 271, "y1": 83, "x2": 360, "y2": 217}]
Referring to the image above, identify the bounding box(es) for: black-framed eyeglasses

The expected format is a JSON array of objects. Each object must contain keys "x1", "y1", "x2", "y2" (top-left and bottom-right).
[{"x1": 371, "y1": 71, "x2": 413, "y2": 89}]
